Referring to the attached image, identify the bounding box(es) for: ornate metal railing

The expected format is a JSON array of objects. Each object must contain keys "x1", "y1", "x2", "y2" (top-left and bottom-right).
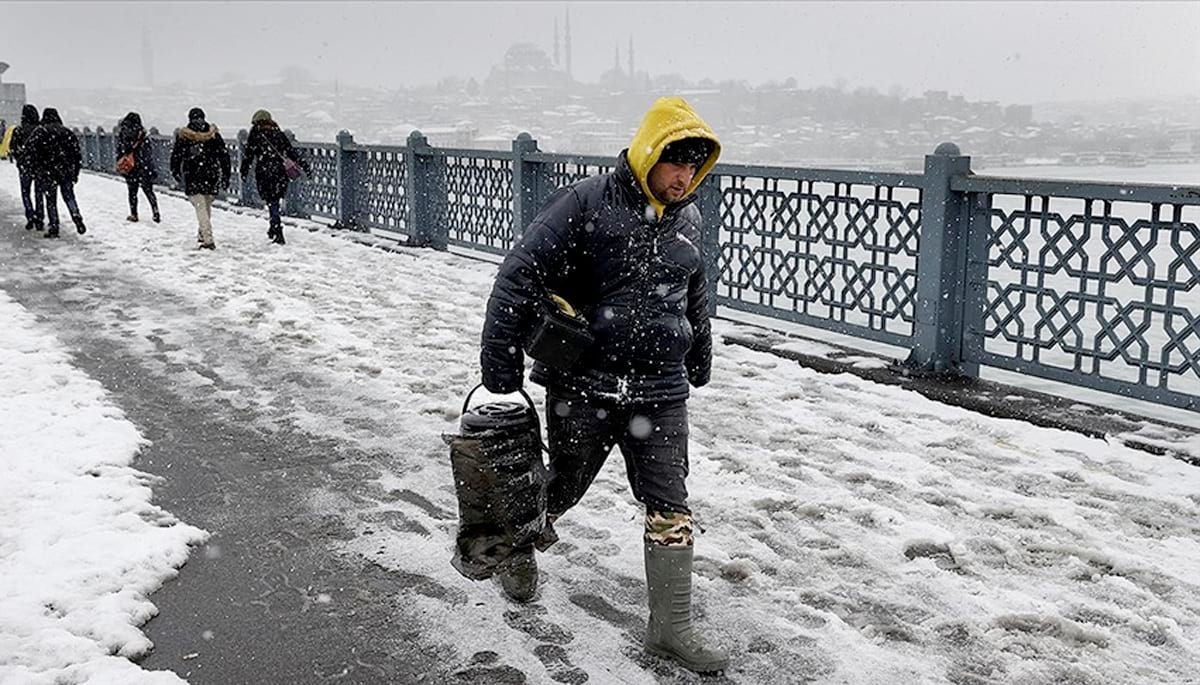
[
  {"x1": 71, "y1": 126, "x2": 1200, "y2": 411},
  {"x1": 436, "y1": 148, "x2": 514, "y2": 254},
  {"x1": 356, "y1": 144, "x2": 409, "y2": 233},
  {"x1": 293, "y1": 142, "x2": 339, "y2": 220},
  {"x1": 705, "y1": 165, "x2": 924, "y2": 347},
  {"x1": 956, "y1": 176, "x2": 1200, "y2": 409}
]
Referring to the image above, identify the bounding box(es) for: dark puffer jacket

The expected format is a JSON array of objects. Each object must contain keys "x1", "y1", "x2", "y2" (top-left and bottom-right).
[
  {"x1": 480, "y1": 152, "x2": 713, "y2": 403},
  {"x1": 9, "y1": 104, "x2": 40, "y2": 172},
  {"x1": 116, "y1": 112, "x2": 158, "y2": 182},
  {"x1": 25, "y1": 109, "x2": 81, "y2": 184},
  {"x1": 169, "y1": 119, "x2": 230, "y2": 196},
  {"x1": 240, "y1": 120, "x2": 309, "y2": 202}
]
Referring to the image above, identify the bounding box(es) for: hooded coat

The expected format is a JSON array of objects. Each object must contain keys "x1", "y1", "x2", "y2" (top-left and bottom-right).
[
  {"x1": 25, "y1": 109, "x2": 82, "y2": 184},
  {"x1": 116, "y1": 112, "x2": 158, "y2": 183},
  {"x1": 8, "y1": 105, "x2": 40, "y2": 171},
  {"x1": 169, "y1": 115, "x2": 231, "y2": 196},
  {"x1": 481, "y1": 97, "x2": 721, "y2": 402},
  {"x1": 240, "y1": 118, "x2": 309, "y2": 202}
]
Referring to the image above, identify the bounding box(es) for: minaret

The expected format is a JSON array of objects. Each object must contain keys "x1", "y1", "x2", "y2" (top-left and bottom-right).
[
  {"x1": 628, "y1": 36, "x2": 634, "y2": 78},
  {"x1": 334, "y1": 77, "x2": 341, "y2": 122},
  {"x1": 141, "y1": 25, "x2": 154, "y2": 87},
  {"x1": 564, "y1": 8, "x2": 573, "y2": 79},
  {"x1": 614, "y1": 43, "x2": 620, "y2": 74},
  {"x1": 553, "y1": 18, "x2": 560, "y2": 67}
]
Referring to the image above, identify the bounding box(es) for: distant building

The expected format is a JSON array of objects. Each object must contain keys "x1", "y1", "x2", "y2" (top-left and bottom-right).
[
  {"x1": 0, "y1": 62, "x2": 27, "y2": 126},
  {"x1": 597, "y1": 41, "x2": 651, "y2": 92},
  {"x1": 421, "y1": 123, "x2": 481, "y2": 148},
  {"x1": 484, "y1": 43, "x2": 570, "y2": 95},
  {"x1": 1004, "y1": 104, "x2": 1034, "y2": 127},
  {"x1": 141, "y1": 27, "x2": 154, "y2": 88}
]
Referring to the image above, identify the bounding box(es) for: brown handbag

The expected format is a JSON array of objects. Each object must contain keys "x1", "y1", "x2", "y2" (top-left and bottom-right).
[
  {"x1": 115, "y1": 135, "x2": 139, "y2": 175},
  {"x1": 115, "y1": 153, "x2": 135, "y2": 175}
]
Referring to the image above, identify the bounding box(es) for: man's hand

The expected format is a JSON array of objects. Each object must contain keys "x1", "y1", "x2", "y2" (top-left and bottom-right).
[{"x1": 481, "y1": 369, "x2": 523, "y2": 395}]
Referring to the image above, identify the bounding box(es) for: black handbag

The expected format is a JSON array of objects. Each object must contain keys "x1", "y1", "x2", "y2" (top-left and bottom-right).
[{"x1": 524, "y1": 294, "x2": 594, "y2": 371}]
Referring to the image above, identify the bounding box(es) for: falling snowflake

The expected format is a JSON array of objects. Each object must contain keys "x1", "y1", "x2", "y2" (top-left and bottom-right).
[{"x1": 629, "y1": 414, "x2": 653, "y2": 439}]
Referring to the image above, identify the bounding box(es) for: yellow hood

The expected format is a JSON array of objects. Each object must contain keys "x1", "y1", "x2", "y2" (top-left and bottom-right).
[{"x1": 627, "y1": 96, "x2": 721, "y2": 219}]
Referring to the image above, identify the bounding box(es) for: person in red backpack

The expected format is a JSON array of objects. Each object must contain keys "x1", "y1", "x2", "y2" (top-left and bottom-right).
[
  {"x1": 240, "y1": 109, "x2": 309, "y2": 245},
  {"x1": 116, "y1": 112, "x2": 160, "y2": 223}
]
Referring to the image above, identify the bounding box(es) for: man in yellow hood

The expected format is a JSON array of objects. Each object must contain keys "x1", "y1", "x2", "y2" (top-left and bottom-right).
[{"x1": 480, "y1": 96, "x2": 727, "y2": 673}]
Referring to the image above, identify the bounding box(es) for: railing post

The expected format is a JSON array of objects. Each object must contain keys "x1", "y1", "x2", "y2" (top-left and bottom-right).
[
  {"x1": 335, "y1": 129, "x2": 364, "y2": 229},
  {"x1": 511, "y1": 132, "x2": 546, "y2": 244},
  {"x1": 696, "y1": 174, "x2": 723, "y2": 317},
  {"x1": 93, "y1": 128, "x2": 103, "y2": 171},
  {"x1": 405, "y1": 130, "x2": 446, "y2": 250},
  {"x1": 236, "y1": 128, "x2": 250, "y2": 204},
  {"x1": 147, "y1": 126, "x2": 160, "y2": 179},
  {"x1": 236, "y1": 128, "x2": 261, "y2": 207},
  {"x1": 282, "y1": 129, "x2": 309, "y2": 219},
  {"x1": 169, "y1": 125, "x2": 184, "y2": 190},
  {"x1": 147, "y1": 127, "x2": 167, "y2": 190},
  {"x1": 78, "y1": 128, "x2": 92, "y2": 169},
  {"x1": 903, "y1": 142, "x2": 977, "y2": 377},
  {"x1": 98, "y1": 127, "x2": 115, "y2": 172}
]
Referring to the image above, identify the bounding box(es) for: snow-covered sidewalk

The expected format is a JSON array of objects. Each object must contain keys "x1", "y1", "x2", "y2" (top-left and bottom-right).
[
  {"x1": 1, "y1": 162, "x2": 1199, "y2": 684},
  {"x1": 0, "y1": 290, "x2": 207, "y2": 684}
]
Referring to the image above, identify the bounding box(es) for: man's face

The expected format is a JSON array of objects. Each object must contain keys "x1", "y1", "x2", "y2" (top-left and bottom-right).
[{"x1": 647, "y1": 161, "x2": 698, "y2": 204}]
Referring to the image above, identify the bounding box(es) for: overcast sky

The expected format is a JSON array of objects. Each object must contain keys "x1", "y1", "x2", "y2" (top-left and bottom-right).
[{"x1": 4, "y1": 1, "x2": 1199, "y2": 104}]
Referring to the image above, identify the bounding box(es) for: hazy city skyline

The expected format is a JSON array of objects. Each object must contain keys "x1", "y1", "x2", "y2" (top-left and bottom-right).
[{"x1": 5, "y1": 1, "x2": 1200, "y2": 106}]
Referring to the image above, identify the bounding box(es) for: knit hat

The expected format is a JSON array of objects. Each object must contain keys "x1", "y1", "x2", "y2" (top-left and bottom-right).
[
  {"x1": 658, "y1": 137, "x2": 714, "y2": 167},
  {"x1": 251, "y1": 109, "x2": 273, "y2": 125},
  {"x1": 188, "y1": 107, "x2": 206, "y2": 122}
]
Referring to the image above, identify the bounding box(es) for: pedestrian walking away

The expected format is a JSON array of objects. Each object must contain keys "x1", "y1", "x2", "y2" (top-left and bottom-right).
[
  {"x1": 480, "y1": 96, "x2": 726, "y2": 674},
  {"x1": 0, "y1": 119, "x2": 11, "y2": 159},
  {"x1": 169, "y1": 107, "x2": 230, "y2": 250},
  {"x1": 116, "y1": 111, "x2": 161, "y2": 224},
  {"x1": 25, "y1": 107, "x2": 84, "y2": 238},
  {"x1": 8, "y1": 104, "x2": 45, "y2": 231},
  {"x1": 240, "y1": 109, "x2": 310, "y2": 245}
]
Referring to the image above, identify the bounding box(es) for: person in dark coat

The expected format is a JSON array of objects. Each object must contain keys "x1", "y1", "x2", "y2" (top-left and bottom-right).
[
  {"x1": 169, "y1": 107, "x2": 230, "y2": 249},
  {"x1": 115, "y1": 112, "x2": 160, "y2": 223},
  {"x1": 9, "y1": 104, "x2": 45, "y2": 231},
  {"x1": 479, "y1": 97, "x2": 726, "y2": 673},
  {"x1": 26, "y1": 107, "x2": 84, "y2": 238},
  {"x1": 239, "y1": 109, "x2": 310, "y2": 245}
]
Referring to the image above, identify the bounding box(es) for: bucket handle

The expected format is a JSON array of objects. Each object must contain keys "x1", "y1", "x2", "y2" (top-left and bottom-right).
[
  {"x1": 460, "y1": 383, "x2": 547, "y2": 453},
  {"x1": 461, "y1": 382, "x2": 537, "y2": 417}
]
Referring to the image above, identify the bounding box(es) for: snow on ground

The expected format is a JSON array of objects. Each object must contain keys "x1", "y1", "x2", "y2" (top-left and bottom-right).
[
  {"x1": 1, "y1": 162, "x2": 1199, "y2": 683},
  {"x1": 0, "y1": 289, "x2": 208, "y2": 684}
]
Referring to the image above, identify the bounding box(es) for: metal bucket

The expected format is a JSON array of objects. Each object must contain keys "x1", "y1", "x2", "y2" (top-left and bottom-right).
[{"x1": 444, "y1": 384, "x2": 547, "y2": 580}]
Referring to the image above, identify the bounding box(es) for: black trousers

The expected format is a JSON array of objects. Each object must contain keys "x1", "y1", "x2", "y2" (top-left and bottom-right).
[
  {"x1": 126, "y1": 176, "x2": 158, "y2": 215},
  {"x1": 545, "y1": 388, "x2": 691, "y2": 516}
]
